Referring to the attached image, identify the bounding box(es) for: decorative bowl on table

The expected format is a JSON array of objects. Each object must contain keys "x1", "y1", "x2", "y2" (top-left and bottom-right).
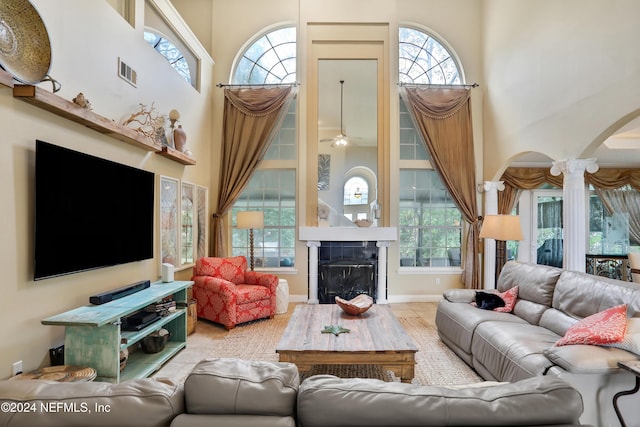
[{"x1": 335, "y1": 294, "x2": 374, "y2": 316}]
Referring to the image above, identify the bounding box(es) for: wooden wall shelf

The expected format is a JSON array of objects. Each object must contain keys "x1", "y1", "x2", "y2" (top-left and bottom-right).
[
  {"x1": 12, "y1": 84, "x2": 197, "y2": 165},
  {"x1": 158, "y1": 145, "x2": 197, "y2": 165},
  {"x1": 13, "y1": 84, "x2": 159, "y2": 151}
]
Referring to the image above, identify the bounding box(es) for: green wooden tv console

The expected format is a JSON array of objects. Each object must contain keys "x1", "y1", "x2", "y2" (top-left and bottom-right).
[{"x1": 42, "y1": 280, "x2": 193, "y2": 383}]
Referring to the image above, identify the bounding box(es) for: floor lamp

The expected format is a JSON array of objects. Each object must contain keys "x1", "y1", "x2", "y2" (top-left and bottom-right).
[
  {"x1": 479, "y1": 215, "x2": 524, "y2": 283},
  {"x1": 237, "y1": 211, "x2": 264, "y2": 271}
]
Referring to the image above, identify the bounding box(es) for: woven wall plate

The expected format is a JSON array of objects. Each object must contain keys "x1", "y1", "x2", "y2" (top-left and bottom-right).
[{"x1": 0, "y1": 0, "x2": 52, "y2": 84}]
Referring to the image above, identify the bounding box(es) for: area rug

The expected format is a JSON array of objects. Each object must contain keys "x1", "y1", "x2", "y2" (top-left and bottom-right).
[
  {"x1": 299, "y1": 364, "x2": 391, "y2": 382},
  {"x1": 154, "y1": 311, "x2": 481, "y2": 386},
  {"x1": 398, "y1": 317, "x2": 482, "y2": 386}
]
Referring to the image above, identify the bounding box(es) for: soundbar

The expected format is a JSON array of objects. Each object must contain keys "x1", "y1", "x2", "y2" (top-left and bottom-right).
[{"x1": 90, "y1": 280, "x2": 150, "y2": 305}]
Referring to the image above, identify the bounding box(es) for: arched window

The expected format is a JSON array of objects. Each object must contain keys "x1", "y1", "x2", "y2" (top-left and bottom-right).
[
  {"x1": 233, "y1": 27, "x2": 296, "y2": 84},
  {"x1": 144, "y1": 31, "x2": 191, "y2": 84},
  {"x1": 231, "y1": 26, "x2": 297, "y2": 269},
  {"x1": 344, "y1": 177, "x2": 369, "y2": 206},
  {"x1": 399, "y1": 27, "x2": 461, "y2": 85},
  {"x1": 143, "y1": 2, "x2": 198, "y2": 88},
  {"x1": 398, "y1": 26, "x2": 463, "y2": 269}
]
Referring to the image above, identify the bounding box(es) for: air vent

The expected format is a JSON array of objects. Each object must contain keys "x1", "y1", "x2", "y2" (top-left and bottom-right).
[{"x1": 118, "y1": 57, "x2": 137, "y2": 87}]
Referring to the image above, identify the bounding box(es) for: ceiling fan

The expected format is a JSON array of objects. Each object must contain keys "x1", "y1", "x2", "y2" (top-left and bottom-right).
[{"x1": 320, "y1": 80, "x2": 359, "y2": 147}]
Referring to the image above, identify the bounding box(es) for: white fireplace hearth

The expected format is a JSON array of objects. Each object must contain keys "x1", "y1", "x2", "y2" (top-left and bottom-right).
[{"x1": 299, "y1": 227, "x2": 398, "y2": 304}]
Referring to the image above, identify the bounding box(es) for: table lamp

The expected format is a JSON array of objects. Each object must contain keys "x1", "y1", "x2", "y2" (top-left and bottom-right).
[
  {"x1": 237, "y1": 211, "x2": 264, "y2": 271},
  {"x1": 480, "y1": 215, "x2": 524, "y2": 281}
]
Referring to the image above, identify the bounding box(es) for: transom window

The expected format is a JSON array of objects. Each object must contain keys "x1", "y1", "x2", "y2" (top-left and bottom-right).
[
  {"x1": 233, "y1": 27, "x2": 296, "y2": 84},
  {"x1": 144, "y1": 31, "x2": 191, "y2": 84},
  {"x1": 398, "y1": 26, "x2": 463, "y2": 269},
  {"x1": 143, "y1": 1, "x2": 198, "y2": 89},
  {"x1": 399, "y1": 27, "x2": 461, "y2": 85}
]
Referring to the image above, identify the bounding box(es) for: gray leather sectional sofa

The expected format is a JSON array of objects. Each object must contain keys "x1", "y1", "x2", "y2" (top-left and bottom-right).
[
  {"x1": 0, "y1": 357, "x2": 585, "y2": 426},
  {"x1": 436, "y1": 260, "x2": 640, "y2": 427}
]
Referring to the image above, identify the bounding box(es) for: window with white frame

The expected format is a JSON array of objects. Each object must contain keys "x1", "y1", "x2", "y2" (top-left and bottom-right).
[
  {"x1": 144, "y1": 1, "x2": 199, "y2": 88},
  {"x1": 232, "y1": 170, "x2": 296, "y2": 268},
  {"x1": 230, "y1": 26, "x2": 297, "y2": 269},
  {"x1": 232, "y1": 27, "x2": 296, "y2": 84},
  {"x1": 398, "y1": 26, "x2": 463, "y2": 268},
  {"x1": 344, "y1": 176, "x2": 369, "y2": 206}
]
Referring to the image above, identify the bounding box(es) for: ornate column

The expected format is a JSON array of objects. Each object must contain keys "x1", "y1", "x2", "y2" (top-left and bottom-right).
[
  {"x1": 550, "y1": 159, "x2": 599, "y2": 272},
  {"x1": 482, "y1": 181, "x2": 504, "y2": 289},
  {"x1": 306, "y1": 241, "x2": 321, "y2": 304},
  {"x1": 376, "y1": 241, "x2": 390, "y2": 304}
]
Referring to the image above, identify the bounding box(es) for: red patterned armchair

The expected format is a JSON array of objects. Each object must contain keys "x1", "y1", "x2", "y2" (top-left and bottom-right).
[{"x1": 191, "y1": 256, "x2": 278, "y2": 329}]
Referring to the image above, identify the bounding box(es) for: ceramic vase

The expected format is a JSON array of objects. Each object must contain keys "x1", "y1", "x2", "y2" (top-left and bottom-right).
[{"x1": 173, "y1": 125, "x2": 187, "y2": 152}]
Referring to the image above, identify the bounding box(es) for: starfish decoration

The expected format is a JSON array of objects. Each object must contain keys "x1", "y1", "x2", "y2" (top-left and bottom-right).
[{"x1": 321, "y1": 324, "x2": 350, "y2": 336}]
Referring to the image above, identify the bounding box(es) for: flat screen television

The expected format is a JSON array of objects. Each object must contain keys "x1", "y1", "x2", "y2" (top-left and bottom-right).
[{"x1": 34, "y1": 140, "x2": 155, "y2": 280}]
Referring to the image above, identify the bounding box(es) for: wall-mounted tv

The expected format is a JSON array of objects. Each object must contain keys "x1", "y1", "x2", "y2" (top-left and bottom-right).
[{"x1": 35, "y1": 140, "x2": 155, "y2": 280}]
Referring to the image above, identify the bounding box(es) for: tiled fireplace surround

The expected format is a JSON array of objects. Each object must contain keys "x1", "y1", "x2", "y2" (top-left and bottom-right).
[{"x1": 299, "y1": 227, "x2": 398, "y2": 304}]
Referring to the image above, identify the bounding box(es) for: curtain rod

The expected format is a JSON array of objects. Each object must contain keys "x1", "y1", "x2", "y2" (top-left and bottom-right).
[
  {"x1": 398, "y1": 82, "x2": 479, "y2": 88},
  {"x1": 216, "y1": 82, "x2": 300, "y2": 88}
]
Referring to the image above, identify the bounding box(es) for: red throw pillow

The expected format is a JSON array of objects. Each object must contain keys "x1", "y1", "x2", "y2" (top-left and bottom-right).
[
  {"x1": 494, "y1": 286, "x2": 518, "y2": 313},
  {"x1": 555, "y1": 304, "x2": 628, "y2": 346}
]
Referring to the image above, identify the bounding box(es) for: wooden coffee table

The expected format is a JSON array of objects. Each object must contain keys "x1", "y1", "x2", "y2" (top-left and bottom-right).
[{"x1": 276, "y1": 304, "x2": 417, "y2": 382}]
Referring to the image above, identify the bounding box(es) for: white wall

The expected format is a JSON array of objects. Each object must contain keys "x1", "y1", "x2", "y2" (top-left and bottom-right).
[
  {"x1": 482, "y1": 0, "x2": 640, "y2": 179},
  {"x1": 0, "y1": 0, "x2": 214, "y2": 378}
]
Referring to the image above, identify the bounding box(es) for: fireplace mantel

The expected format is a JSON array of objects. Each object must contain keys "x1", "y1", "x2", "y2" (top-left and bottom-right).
[
  {"x1": 299, "y1": 226, "x2": 397, "y2": 242},
  {"x1": 299, "y1": 227, "x2": 397, "y2": 304}
]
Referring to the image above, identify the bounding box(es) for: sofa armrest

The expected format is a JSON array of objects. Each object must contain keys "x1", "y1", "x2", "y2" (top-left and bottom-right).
[
  {"x1": 544, "y1": 345, "x2": 640, "y2": 374},
  {"x1": 0, "y1": 378, "x2": 183, "y2": 427},
  {"x1": 442, "y1": 288, "x2": 477, "y2": 303}
]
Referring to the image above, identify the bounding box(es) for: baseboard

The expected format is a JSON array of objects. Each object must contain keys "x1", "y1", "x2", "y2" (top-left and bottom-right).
[
  {"x1": 288, "y1": 294, "x2": 443, "y2": 303},
  {"x1": 387, "y1": 295, "x2": 443, "y2": 303},
  {"x1": 289, "y1": 294, "x2": 311, "y2": 303}
]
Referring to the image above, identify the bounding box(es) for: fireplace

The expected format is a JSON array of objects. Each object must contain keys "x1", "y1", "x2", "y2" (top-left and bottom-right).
[
  {"x1": 319, "y1": 260, "x2": 376, "y2": 303},
  {"x1": 299, "y1": 227, "x2": 397, "y2": 304},
  {"x1": 318, "y1": 240, "x2": 378, "y2": 303}
]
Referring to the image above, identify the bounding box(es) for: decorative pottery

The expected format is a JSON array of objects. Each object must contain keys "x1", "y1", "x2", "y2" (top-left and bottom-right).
[
  {"x1": 335, "y1": 294, "x2": 374, "y2": 316},
  {"x1": 354, "y1": 219, "x2": 373, "y2": 227},
  {"x1": 0, "y1": 0, "x2": 60, "y2": 91},
  {"x1": 173, "y1": 125, "x2": 187, "y2": 152},
  {"x1": 140, "y1": 328, "x2": 170, "y2": 353}
]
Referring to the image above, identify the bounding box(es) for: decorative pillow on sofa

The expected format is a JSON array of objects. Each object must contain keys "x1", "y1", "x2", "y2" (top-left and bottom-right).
[
  {"x1": 494, "y1": 286, "x2": 519, "y2": 313},
  {"x1": 555, "y1": 304, "x2": 628, "y2": 346},
  {"x1": 606, "y1": 317, "x2": 640, "y2": 355}
]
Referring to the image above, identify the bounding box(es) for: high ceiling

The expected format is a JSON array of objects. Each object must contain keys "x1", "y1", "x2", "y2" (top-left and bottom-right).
[{"x1": 513, "y1": 117, "x2": 640, "y2": 169}]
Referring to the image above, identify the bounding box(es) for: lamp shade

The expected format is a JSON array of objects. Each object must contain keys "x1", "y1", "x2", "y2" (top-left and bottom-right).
[
  {"x1": 479, "y1": 215, "x2": 524, "y2": 241},
  {"x1": 237, "y1": 211, "x2": 264, "y2": 229}
]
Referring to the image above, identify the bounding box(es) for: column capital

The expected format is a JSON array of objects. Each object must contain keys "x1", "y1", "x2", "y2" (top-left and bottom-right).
[
  {"x1": 482, "y1": 181, "x2": 505, "y2": 192},
  {"x1": 550, "y1": 158, "x2": 599, "y2": 176},
  {"x1": 306, "y1": 240, "x2": 321, "y2": 248},
  {"x1": 376, "y1": 240, "x2": 391, "y2": 248}
]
